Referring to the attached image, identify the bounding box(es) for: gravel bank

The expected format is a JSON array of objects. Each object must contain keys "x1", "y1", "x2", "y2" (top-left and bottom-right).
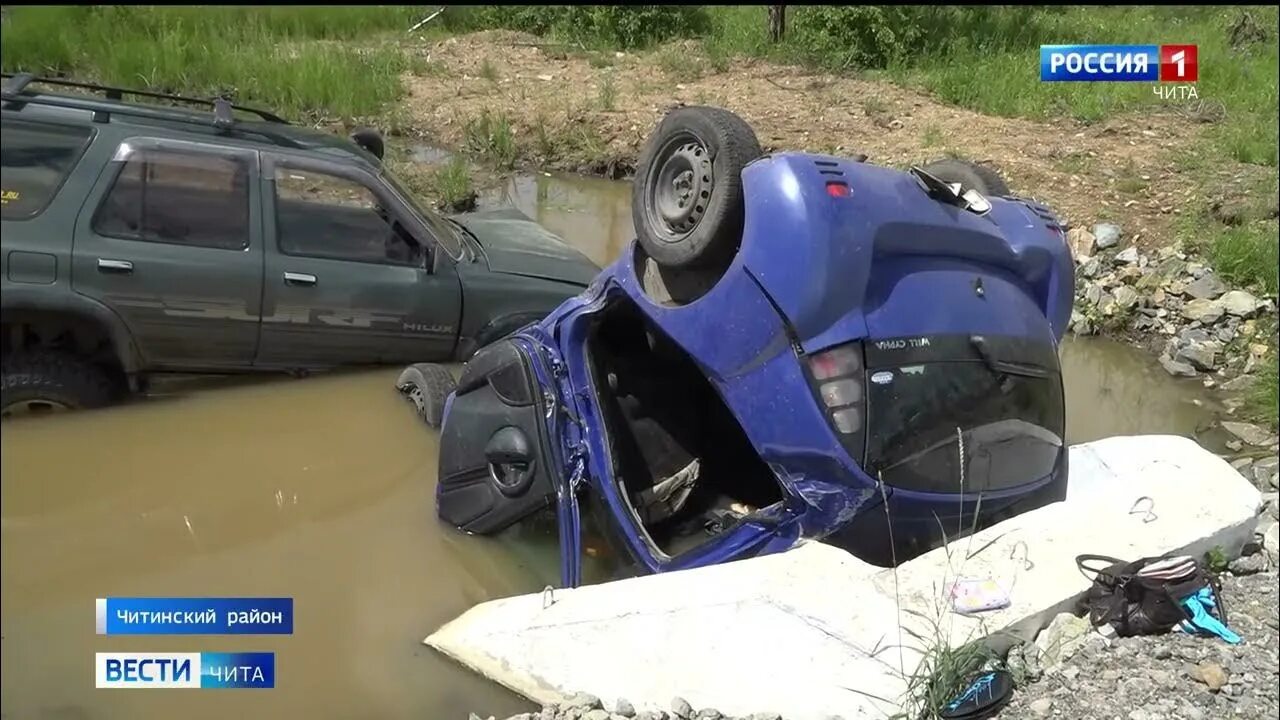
[{"x1": 996, "y1": 569, "x2": 1280, "y2": 720}]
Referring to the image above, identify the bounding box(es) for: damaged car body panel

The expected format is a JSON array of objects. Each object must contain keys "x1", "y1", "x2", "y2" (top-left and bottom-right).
[{"x1": 435, "y1": 151, "x2": 1075, "y2": 588}]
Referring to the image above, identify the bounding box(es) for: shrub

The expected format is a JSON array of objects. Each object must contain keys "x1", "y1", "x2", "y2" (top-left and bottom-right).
[
  {"x1": 787, "y1": 6, "x2": 1050, "y2": 70},
  {"x1": 440, "y1": 5, "x2": 709, "y2": 49}
]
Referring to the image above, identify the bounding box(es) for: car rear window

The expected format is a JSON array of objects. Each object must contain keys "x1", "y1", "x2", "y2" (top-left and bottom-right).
[
  {"x1": 864, "y1": 337, "x2": 1064, "y2": 494},
  {"x1": 1, "y1": 120, "x2": 94, "y2": 221}
]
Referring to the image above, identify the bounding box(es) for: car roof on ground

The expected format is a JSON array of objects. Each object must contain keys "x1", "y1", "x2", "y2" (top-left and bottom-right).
[{"x1": 2, "y1": 87, "x2": 377, "y2": 165}]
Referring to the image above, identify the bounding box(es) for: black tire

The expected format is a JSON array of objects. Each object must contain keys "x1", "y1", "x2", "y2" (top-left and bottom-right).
[
  {"x1": 920, "y1": 158, "x2": 1010, "y2": 197},
  {"x1": 632, "y1": 106, "x2": 763, "y2": 270},
  {"x1": 395, "y1": 363, "x2": 456, "y2": 429},
  {"x1": 1, "y1": 350, "x2": 117, "y2": 418},
  {"x1": 350, "y1": 126, "x2": 385, "y2": 160}
]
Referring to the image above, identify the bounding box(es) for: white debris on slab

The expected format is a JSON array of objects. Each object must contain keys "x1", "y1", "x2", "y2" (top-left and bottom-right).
[{"x1": 426, "y1": 436, "x2": 1262, "y2": 720}]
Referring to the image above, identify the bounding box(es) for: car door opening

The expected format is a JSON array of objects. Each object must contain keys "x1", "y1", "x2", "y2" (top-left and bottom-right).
[{"x1": 585, "y1": 297, "x2": 783, "y2": 558}]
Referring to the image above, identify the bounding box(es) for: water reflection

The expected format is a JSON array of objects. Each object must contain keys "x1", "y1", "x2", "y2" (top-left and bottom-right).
[{"x1": 480, "y1": 172, "x2": 634, "y2": 268}]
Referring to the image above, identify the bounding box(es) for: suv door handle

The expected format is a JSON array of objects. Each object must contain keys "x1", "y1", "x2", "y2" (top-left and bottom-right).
[
  {"x1": 97, "y1": 259, "x2": 134, "y2": 274},
  {"x1": 283, "y1": 272, "x2": 317, "y2": 287}
]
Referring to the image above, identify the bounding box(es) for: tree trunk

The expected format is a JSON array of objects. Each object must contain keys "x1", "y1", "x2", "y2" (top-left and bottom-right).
[{"x1": 768, "y1": 5, "x2": 786, "y2": 43}]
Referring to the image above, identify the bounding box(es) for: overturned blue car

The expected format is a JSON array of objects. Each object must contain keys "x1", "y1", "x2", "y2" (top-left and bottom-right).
[{"x1": 400, "y1": 107, "x2": 1075, "y2": 588}]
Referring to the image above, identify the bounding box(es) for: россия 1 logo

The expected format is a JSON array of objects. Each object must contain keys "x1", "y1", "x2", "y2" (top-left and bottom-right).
[{"x1": 1040, "y1": 44, "x2": 1198, "y2": 82}]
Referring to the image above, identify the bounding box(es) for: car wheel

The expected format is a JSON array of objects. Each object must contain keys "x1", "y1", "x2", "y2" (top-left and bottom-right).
[
  {"x1": 632, "y1": 106, "x2": 763, "y2": 270},
  {"x1": 919, "y1": 158, "x2": 1010, "y2": 196},
  {"x1": 1, "y1": 350, "x2": 117, "y2": 418},
  {"x1": 396, "y1": 362, "x2": 456, "y2": 428}
]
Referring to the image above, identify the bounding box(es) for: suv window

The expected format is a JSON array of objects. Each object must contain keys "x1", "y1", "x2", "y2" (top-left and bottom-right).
[
  {"x1": 274, "y1": 167, "x2": 423, "y2": 267},
  {"x1": 1, "y1": 120, "x2": 93, "y2": 220},
  {"x1": 93, "y1": 147, "x2": 250, "y2": 250}
]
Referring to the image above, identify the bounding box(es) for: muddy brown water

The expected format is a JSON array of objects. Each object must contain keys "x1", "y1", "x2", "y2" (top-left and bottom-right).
[{"x1": 1, "y1": 171, "x2": 1221, "y2": 719}]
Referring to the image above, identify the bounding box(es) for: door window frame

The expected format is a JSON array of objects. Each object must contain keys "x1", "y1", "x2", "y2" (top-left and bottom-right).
[
  {"x1": 88, "y1": 136, "x2": 259, "y2": 251},
  {"x1": 263, "y1": 153, "x2": 439, "y2": 271}
]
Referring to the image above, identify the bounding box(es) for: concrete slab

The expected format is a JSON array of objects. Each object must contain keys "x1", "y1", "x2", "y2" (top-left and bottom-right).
[{"x1": 426, "y1": 435, "x2": 1261, "y2": 719}]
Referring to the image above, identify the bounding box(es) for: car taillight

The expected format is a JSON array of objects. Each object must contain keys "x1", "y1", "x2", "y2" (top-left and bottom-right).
[{"x1": 805, "y1": 342, "x2": 866, "y2": 462}]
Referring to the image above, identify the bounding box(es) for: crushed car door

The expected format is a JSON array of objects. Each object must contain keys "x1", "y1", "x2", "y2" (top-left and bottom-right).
[{"x1": 437, "y1": 338, "x2": 563, "y2": 535}]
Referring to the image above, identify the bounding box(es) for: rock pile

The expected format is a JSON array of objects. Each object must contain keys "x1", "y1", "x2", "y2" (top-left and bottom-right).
[
  {"x1": 997, "y1": 566, "x2": 1280, "y2": 720},
  {"x1": 473, "y1": 694, "x2": 785, "y2": 720},
  {"x1": 1066, "y1": 223, "x2": 1276, "y2": 385}
]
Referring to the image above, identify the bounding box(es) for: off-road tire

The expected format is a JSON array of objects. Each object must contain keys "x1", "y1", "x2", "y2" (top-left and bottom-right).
[
  {"x1": 395, "y1": 363, "x2": 456, "y2": 429},
  {"x1": 920, "y1": 158, "x2": 1010, "y2": 197},
  {"x1": 1, "y1": 350, "x2": 117, "y2": 417},
  {"x1": 632, "y1": 106, "x2": 763, "y2": 270}
]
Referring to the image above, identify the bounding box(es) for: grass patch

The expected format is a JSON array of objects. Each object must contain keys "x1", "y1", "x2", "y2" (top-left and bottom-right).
[
  {"x1": 654, "y1": 45, "x2": 705, "y2": 81},
  {"x1": 1055, "y1": 151, "x2": 1094, "y2": 175},
  {"x1": 410, "y1": 56, "x2": 450, "y2": 78},
  {"x1": 921, "y1": 124, "x2": 943, "y2": 148},
  {"x1": 1197, "y1": 220, "x2": 1280, "y2": 295},
  {"x1": 0, "y1": 6, "x2": 425, "y2": 121},
  {"x1": 564, "y1": 122, "x2": 609, "y2": 165},
  {"x1": 597, "y1": 72, "x2": 617, "y2": 111},
  {"x1": 596, "y1": 74, "x2": 616, "y2": 112},
  {"x1": 433, "y1": 156, "x2": 475, "y2": 209},
  {"x1": 885, "y1": 7, "x2": 1278, "y2": 166},
  {"x1": 532, "y1": 112, "x2": 557, "y2": 160},
  {"x1": 1115, "y1": 162, "x2": 1149, "y2": 195},
  {"x1": 441, "y1": 5, "x2": 709, "y2": 50},
  {"x1": 462, "y1": 110, "x2": 518, "y2": 169},
  {"x1": 1246, "y1": 348, "x2": 1279, "y2": 429},
  {"x1": 691, "y1": 7, "x2": 1279, "y2": 168},
  {"x1": 1204, "y1": 546, "x2": 1230, "y2": 573}
]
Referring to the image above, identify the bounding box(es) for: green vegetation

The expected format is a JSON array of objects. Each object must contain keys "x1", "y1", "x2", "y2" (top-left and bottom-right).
[
  {"x1": 921, "y1": 124, "x2": 943, "y2": 148},
  {"x1": 462, "y1": 110, "x2": 518, "y2": 169},
  {"x1": 433, "y1": 156, "x2": 475, "y2": 210},
  {"x1": 0, "y1": 6, "x2": 426, "y2": 121},
  {"x1": 441, "y1": 5, "x2": 709, "y2": 50},
  {"x1": 1204, "y1": 222, "x2": 1280, "y2": 295},
  {"x1": 1178, "y1": 172, "x2": 1280, "y2": 296},
  {"x1": 1204, "y1": 546, "x2": 1230, "y2": 573},
  {"x1": 597, "y1": 72, "x2": 617, "y2": 111},
  {"x1": 708, "y1": 7, "x2": 1277, "y2": 167},
  {"x1": 1247, "y1": 349, "x2": 1279, "y2": 428},
  {"x1": 441, "y1": 6, "x2": 1277, "y2": 168},
  {"x1": 532, "y1": 113, "x2": 557, "y2": 160},
  {"x1": 898, "y1": 635, "x2": 993, "y2": 720}
]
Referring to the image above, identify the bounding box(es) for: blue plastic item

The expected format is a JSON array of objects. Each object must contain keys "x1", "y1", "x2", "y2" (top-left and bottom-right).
[{"x1": 1179, "y1": 586, "x2": 1241, "y2": 644}]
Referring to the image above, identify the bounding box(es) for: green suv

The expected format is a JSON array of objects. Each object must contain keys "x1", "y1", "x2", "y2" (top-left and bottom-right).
[{"x1": 0, "y1": 74, "x2": 598, "y2": 416}]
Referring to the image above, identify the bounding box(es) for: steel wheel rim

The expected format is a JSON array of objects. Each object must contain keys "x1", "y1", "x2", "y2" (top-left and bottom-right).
[{"x1": 645, "y1": 132, "x2": 714, "y2": 243}]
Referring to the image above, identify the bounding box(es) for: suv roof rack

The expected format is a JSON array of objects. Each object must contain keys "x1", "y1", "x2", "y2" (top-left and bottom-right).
[
  {"x1": 1, "y1": 73, "x2": 288, "y2": 124},
  {"x1": 2, "y1": 72, "x2": 305, "y2": 149}
]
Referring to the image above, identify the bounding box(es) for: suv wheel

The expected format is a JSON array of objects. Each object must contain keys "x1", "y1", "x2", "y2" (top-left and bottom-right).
[
  {"x1": 1, "y1": 350, "x2": 117, "y2": 418},
  {"x1": 396, "y1": 363, "x2": 457, "y2": 428}
]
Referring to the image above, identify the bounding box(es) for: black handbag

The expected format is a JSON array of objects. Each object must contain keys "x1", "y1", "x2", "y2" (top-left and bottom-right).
[{"x1": 1075, "y1": 554, "x2": 1225, "y2": 637}]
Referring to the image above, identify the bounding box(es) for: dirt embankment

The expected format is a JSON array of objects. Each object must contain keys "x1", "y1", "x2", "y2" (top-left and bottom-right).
[{"x1": 398, "y1": 31, "x2": 1271, "y2": 255}]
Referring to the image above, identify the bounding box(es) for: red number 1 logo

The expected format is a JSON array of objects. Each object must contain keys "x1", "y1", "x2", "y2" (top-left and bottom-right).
[{"x1": 1160, "y1": 45, "x2": 1198, "y2": 82}]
